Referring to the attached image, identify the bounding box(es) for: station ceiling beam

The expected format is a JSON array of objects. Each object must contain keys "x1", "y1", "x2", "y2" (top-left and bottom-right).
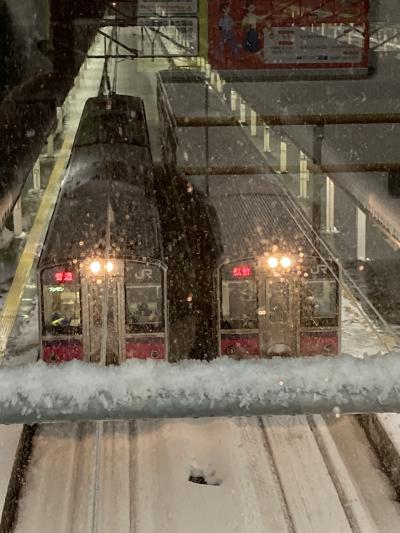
[{"x1": 174, "y1": 113, "x2": 400, "y2": 128}]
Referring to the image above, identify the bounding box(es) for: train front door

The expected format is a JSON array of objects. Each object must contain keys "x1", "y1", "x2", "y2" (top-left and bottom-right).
[
  {"x1": 82, "y1": 261, "x2": 125, "y2": 364},
  {"x1": 259, "y1": 278, "x2": 297, "y2": 356}
]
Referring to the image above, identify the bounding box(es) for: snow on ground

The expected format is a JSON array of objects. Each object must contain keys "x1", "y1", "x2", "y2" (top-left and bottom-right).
[
  {"x1": 341, "y1": 291, "x2": 397, "y2": 356},
  {"x1": 15, "y1": 416, "x2": 364, "y2": 533},
  {"x1": 0, "y1": 425, "x2": 23, "y2": 511},
  {"x1": 323, "y1": 169, "x2": 400, "y2": 244},
  {"x1": 133, "y1": 417, "x2": 292, "y2": 533}
]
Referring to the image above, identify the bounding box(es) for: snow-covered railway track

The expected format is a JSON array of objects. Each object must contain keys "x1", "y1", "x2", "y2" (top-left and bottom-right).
[{"x1": 10, "y1": 414, "x2": 400, "y2": 533}]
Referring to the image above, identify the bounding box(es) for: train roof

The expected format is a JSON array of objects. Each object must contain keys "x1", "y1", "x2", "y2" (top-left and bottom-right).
[
  {"x1": 40, "y1": 179, "x2": 162, "y2": 268},
  {"x1": 81, "y1": 94, "x2": 145, "y2": 117},
  {"x1": 62, "y1": 144, "x2": 154, "y2": 193},
  {"x1": 208, "y1": 186, "x2": 307, "y2": 261},
  {"x1": 175, "y1": 125, "x2": 268, "y2": 174},
  {"x1": 75, "y1": 95, "x2": 150, "y2": 148}
]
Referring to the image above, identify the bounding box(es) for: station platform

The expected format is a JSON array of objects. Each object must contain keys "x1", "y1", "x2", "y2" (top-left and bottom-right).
[{"x1": 221, "y1": 57, "x2": 400, "y2": 245}]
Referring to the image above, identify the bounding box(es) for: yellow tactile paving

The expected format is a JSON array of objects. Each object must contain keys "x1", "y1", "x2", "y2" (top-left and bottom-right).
[{"x1": 0, "y1": 135, "x2": 74, "y2": 357}]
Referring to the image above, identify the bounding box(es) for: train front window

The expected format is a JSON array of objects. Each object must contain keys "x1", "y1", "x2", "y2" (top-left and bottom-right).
[
  {"x1": 269, "y1": 282, "x2": 289, "y2": 323},
  {"x1": 41, "y1": 267, "x2": 81, "y2": 335},
  {"x1": 125, "y1": 263, "x2": 164, "y2": 334},
  {"x1": 301, "y1": 280, "x2": 338, "y2": 327},
  {"x1": 221, "y1": 280, "x2": 258, "y2": 330}
]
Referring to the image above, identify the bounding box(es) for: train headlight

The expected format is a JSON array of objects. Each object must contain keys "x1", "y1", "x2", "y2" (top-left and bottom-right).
[
  {"x1": 267, "y1": 256, "x2": 279, "y2": 268},
  {"x1": 106, "y1": 261, "x2": 114, "y2": 273},
  {"x1": 89, "y1": 261, "x2": 101, "y2": 274},
  {"x1": 280, "y1": 256, "x2": 292, "y2": 268}
]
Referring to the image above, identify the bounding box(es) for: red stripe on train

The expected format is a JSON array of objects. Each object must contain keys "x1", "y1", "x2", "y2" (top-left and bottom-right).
[
  {"x1": 221, "y1": 334, "x2": 260, "y2": 358},
  {"x1": 126, "y1": 340, "x2": 166, "y2": 360},
  {"x1": 42, "y1": 340, "x2": 84, "y2": 363},
  {"x1": 300, "y1": 333, "x2": 339, "y2": 356}
]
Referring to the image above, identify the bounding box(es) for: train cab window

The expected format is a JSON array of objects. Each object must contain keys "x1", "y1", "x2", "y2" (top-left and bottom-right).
[
  {"x1": 301, "y1": 280, "x2": 338, "y2": 327},
  {"x1": 41, "y1": 267, "x2": 81, "y2": 335},
  {"x1": 125, "y1": 263, "x2": 165, "y2": 334},
  {"x1": 221, "y1": 280, "x2": 258, "y2": 330},
  {"x1": 269, "y1": 282, "x2": 289, "y2": 323}
]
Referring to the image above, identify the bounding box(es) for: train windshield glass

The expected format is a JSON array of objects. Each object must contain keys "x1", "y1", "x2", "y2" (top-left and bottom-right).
[
  {"x1": 301, "y1": 280, "x2": 338, "y2": 326},
  {"x1": 220, "y1": 263, "x2": 258, "y2": 330},
  {"x1": 125, "y1": 262, "x2": 164, "y2": 333},
  {"x1": 269, "y1": 282, "x2": 289, "y2": 323},
  {"x1": 41, "y1": 267, "x2": 81, "y2": 335}
]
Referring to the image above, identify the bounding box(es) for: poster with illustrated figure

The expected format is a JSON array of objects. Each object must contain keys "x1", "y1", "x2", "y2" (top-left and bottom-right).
[{"x1": 208, "y1": 0, "x2": 369, "y2": 70}]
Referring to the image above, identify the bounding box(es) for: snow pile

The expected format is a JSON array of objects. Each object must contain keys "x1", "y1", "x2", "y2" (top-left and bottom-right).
[{"x1": 0, "y1": 354, "x2": 400, "y2": 424}]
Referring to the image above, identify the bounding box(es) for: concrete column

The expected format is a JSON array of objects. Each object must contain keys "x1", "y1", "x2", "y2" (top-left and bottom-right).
[
  {"x1": 240, "y1": 99, "x2": 246, "y2": 123},
  {"x1": 325, "y1": 176, "x2": 335, "y2": 232},
  {"x1": 210, "y1": 71, "x2": 216, "y2": 86},
  {"x1": 32, "y1": 159, "x2": 41, "y2": 191},
  {"x1": 230, "y1": 90, "x2": 238, "y2": 111},
  {"x1": 299, "y1": 152, "x2": 309, "y2": 198},
  {"x1": 68, "y1": 89, "x2": 75, "y2": 106},
  {"x1": 250, "y1": 110, "x2": 257, "y2": 136},
  {"x1": 357, "y1": 208, "x2": 367, "y2": 261},
  {"x1": 46, "y1": 134, "x2": 55, "y2": 157},
  {"x1": 216, "y1": 75, "x2": 223, "y2": 93},
  {"x1": 311, "y1": 173, "x2": 323, "y2": 234},
  {"x1": 313, "y1": 125, "x2": 324, "y2": 165},
  {"x1": 13, "y1": 198, "x2": 23, "y2": 237},
  {"x1": 62, "y1": 93, "x2": 70, "y2": 117},
  {"x1": 280, "y1": 139, "x2": 287, "y2": 173},
  {"x1": 56, "y1": 107, "x2": 63, "y2": 134},
  {"x1": 205, "y1": 63, "x2": 211, "y2": 79},
  {"x1": 263, "y1": 125, "x2": 271, "y2": 152}
]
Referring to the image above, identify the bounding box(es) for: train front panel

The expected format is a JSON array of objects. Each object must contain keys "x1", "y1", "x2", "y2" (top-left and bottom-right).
[
  {"x1": 39, "y1": 259, "x2": 168, "y2": 364},
  {"x1": 218, "y1": 255, "x2": 340, "y2": 358}
]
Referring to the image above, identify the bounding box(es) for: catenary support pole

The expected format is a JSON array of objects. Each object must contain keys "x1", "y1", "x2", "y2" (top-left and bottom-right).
[{"x1": 357, "y1": 208, "x2": 367, "y2": 261}]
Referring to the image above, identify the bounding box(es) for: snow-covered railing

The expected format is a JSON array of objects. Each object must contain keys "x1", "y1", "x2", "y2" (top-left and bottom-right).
[{"x1": 1, "y1": 354, "x2": 400, "y2": 424}]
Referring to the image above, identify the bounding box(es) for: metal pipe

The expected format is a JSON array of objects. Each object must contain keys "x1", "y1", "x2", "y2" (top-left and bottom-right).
[{"x1": 1, "y1": 354, "x2": 400, "y2": 424}]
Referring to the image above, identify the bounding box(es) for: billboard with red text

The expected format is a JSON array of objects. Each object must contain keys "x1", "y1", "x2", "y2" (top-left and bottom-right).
[{"x1": 208, "y1": 0, "x2": 369, "y2": 70}]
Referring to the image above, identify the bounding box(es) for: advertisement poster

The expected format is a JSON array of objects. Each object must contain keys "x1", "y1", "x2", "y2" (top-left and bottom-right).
[
  {"x1": 208, "y1": 0, "x2": 369, "y2": 70},
  {"x1": 138, "y1": 0, "x2": 198, "y2": 16}
]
